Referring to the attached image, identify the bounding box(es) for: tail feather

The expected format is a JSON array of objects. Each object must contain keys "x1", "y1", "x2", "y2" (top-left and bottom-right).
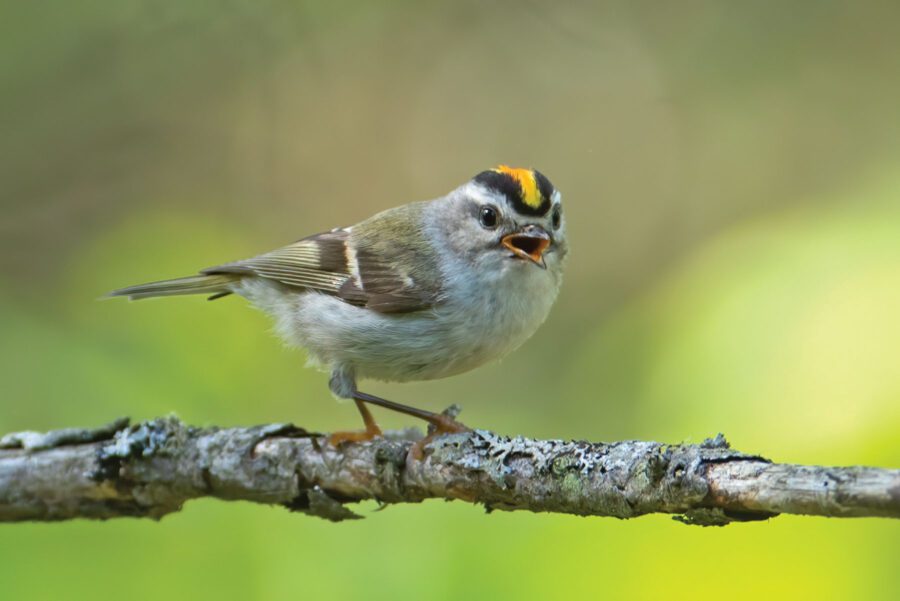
[{"x1": 108, "y1": 274, "x2": 238, "y2": 301}]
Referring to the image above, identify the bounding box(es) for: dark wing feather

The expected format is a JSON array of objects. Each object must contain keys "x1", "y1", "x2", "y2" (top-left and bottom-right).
[
  {"x1": 203, "y1": 213, "x2": 441, "y2": 314},
  {"x1": 348, "y1": 202, "x2": 443, "y2": 313},
  {"x1": 203, "y1": 229, "x2": 364, "y2": 303},
  {"x1": 353, "y1": 246, "x2": 434, "y2": 313}
]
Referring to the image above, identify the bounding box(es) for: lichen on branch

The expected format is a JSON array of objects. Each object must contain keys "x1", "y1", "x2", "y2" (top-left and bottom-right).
[{"x1": 1, "y1": 417, "x2": 897, "y2": 524}]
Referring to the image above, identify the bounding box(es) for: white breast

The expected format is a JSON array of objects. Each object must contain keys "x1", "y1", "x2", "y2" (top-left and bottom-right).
[
  {"x1": 236, "y1": 259, "x2": 561, "y2": 385},
  {"x1": 426, "y1": 258, "x2": 561, "y2": 377}
]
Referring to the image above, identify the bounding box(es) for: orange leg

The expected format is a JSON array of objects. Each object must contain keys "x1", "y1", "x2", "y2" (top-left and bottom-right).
[
  {"x1": 328, "y1": 391, "x2": 470, "y2": 458},
  {"x1": 409, "y1": 412, "x2": 470, "y2": 461},
  {"x1": 327, "y1": 399, "x2": 383, "y2": 446}
]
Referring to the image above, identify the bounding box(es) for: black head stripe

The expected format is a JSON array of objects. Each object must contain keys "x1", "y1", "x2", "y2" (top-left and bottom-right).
[
  {"x1": 473, "y1": 170, "x2": 525, "y2": 211},
  {"x1": 533, "y1": 170, "x2": 555, "y2": 207},
  {"x1": 473, "y1": 168, "x2": 554, "y2": 216}
]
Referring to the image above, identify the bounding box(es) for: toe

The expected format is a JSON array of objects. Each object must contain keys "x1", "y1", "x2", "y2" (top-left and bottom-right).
[{"x1": 328, "y1": 427, "x2": 381, "y2": 446}]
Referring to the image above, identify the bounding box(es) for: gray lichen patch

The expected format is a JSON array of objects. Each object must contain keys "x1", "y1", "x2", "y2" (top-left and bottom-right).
[
  {"x1": 94, "y1": 417, "x2": 184, "y2": 483},
  {"x1": 0, "y1": 418, "x2": 130, "y2": 452},
  {"x1": 702, "y1": 433, "x2": 730, "y2": 449},
  {"x1": 418, "y1": 432, "x2": 771, "y2": 520},
  {"x1": 100, "y1": 417, "x2": 183, "y2": 460}
]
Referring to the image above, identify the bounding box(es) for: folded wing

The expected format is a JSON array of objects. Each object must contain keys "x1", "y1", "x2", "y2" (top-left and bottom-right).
[{"x1": 204, "y1": 225, "x2": 440, "y2": 314}]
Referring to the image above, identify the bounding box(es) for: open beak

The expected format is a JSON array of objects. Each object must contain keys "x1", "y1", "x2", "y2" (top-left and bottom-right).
[{"x1": 501, "y1": 225, "x2": 552, "y2": 268}]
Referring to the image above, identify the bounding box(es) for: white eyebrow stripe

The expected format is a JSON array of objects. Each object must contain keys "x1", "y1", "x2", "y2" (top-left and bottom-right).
[{"x1": 466, "y1": 181, "x2": 508, "y2": 206}]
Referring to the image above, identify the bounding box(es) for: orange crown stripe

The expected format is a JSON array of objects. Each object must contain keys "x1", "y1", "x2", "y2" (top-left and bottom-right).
[{"x1": 492, "y1": 165, "x2": 542, "y2": 209}]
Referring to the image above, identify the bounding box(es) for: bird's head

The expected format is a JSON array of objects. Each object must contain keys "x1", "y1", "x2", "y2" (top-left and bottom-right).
[{"x1": 436, "y1": 165, "x2": 567, "y2": 277}]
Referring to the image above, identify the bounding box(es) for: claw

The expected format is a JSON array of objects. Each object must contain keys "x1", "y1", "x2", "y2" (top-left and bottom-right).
[
  {"x1": 327, "y1": 425, "x2": 382, "y2": 447},
  {"x1": 409, "y1": 414, "x2": 470, "y2": 461}
]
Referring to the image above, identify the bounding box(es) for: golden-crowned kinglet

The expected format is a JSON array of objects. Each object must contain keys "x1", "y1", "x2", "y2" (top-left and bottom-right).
[{"x1": 111, "y1": 166, "x2": 567, "y2": 447}]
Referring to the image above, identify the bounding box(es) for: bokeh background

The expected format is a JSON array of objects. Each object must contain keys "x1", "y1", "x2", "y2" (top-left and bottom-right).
[{"x1": 2, "y1": 1, "x2": 899, "y2": 599}]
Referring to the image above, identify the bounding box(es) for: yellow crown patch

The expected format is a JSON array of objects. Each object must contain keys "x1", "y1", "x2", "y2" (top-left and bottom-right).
[
  {"x1": 473, "y1": 165, "x2": 554, "y2": 216},
  {"x1": 492, "y1": 165, "x2": 542, "y2": 209}
]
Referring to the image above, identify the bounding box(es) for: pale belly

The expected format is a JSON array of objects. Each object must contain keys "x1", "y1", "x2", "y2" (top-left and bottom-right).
[{"x1": 237, "y1": 265, "x2": 560, "y2": 384}]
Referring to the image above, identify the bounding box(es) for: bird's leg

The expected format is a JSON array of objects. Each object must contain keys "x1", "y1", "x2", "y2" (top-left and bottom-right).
[
  {"x1": 353, "y1": 391, "x2": 469, "y2": 432},
  {"x1": 327, "y1": 390, "x2": 470, "y2": 457},
  {"x1": 327, "y1": 399, "x2": 383, "y2": 446},
  {"x1": 352, "y1": 391, "x2": 470, "y2": 460}
]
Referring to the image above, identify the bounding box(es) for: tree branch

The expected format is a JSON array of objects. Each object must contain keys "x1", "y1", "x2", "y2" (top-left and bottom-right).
[{"x1": 1, "y1": 416, "x2": 897, "y2": 525}]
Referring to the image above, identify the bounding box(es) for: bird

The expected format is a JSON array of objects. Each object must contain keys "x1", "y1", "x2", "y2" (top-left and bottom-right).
[{"x1": 110, "y1": 165, "x2": 567, "y2": 452}]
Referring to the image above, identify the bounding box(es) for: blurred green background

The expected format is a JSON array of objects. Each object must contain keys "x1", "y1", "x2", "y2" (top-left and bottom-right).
[{"x1": 2, "y1": 1, "x2": 899, "y2": 599}]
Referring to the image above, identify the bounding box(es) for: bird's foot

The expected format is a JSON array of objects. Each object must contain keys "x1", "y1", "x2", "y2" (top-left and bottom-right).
[
  {"x1": 410, "y1": 413, "x2": 471, "y2": 461},
  {"x1": 328, "y1": 398, "x2": 383, "y2": 447},
  {"x1": 327, "y1": 423, "x2": 382, "y2": 447}
]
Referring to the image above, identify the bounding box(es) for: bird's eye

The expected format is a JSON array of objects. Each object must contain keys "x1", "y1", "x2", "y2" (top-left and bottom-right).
[
  {"x1": 551, "y1": 205, "x2": 562, "y2": 230},
  {"x1": 479, "y1": 206, "x2": 499, "y2": 229}
]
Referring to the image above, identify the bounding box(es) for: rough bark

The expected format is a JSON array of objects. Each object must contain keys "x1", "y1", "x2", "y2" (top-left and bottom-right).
[{"x1": 1, "y1": 417, "x2": 897, "y2": 525}]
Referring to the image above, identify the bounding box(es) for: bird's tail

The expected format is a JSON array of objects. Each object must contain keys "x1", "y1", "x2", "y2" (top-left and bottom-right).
[{"x1": 108, "y1": 274, "x2": 239, "y2": 301}]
